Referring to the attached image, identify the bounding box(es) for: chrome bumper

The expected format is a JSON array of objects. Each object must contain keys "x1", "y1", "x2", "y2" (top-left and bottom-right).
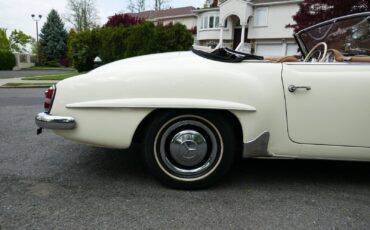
[{"x1": 35, "y1": 112, "x2": 76, "y2": 130}]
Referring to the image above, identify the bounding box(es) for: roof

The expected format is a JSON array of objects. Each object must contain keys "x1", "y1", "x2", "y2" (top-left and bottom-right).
[
  {"x1": 252, "y1": 0, "x2": 301, "y2": 4},
  {"x1": 128, "y1": 6, "x2": 196, "y2": 20},
  {"x1": 252, "y1": 0, "x2": 303, "y2": 5},
  {"x1": 194, "y1": 0, "x2": 303, "y2": 12}
]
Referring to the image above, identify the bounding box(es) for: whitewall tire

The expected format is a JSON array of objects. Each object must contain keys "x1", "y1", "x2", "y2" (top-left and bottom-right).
[{"x1": 142, "y1": 110, "x2": 236, "y2": 189}]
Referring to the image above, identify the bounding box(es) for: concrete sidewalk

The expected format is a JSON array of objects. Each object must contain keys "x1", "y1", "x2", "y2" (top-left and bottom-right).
[
  {"x1": 0, "y1": 69, "x2": 74, "y2": 79},
  {"x1": 0, "y1": 77, "x2": 59, "y2": 87}
]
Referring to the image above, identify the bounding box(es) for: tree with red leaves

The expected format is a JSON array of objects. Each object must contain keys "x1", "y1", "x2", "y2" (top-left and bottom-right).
[
  {"x1": 211, "y1": 0, "x2": 218, "y2": 7},
  {"x1": 287, "y1": 0, "x2": 370, "y2": 32},
  {"x1": 104, "y1": 14, "x2": 143, "y2": 28}
]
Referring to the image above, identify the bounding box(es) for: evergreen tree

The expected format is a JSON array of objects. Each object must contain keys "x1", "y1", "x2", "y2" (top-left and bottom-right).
[
  {"x1": 40, "y1": 9, "x2": 68, "y2": 60},
  {"x1": 288, "y1": 0, "x2": 370, "y2": 32}
]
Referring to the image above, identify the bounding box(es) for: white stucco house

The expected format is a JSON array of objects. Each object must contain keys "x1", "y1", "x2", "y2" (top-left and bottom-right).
[{"x1": 193, "y1": 0, "x2": 303, "y2": 56}]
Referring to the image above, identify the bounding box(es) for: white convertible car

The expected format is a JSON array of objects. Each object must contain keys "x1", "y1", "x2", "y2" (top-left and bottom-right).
[{"x1": 36, "y1": 13, "x2": 370, "y2": 189}]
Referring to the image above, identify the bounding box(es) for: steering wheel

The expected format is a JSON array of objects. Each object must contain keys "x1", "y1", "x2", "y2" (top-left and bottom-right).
[{"x1": 304, "y1": 42, "x2": 328, "y2": 62}]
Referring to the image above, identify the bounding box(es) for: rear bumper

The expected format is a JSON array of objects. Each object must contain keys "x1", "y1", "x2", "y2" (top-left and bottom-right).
[{"x1": 35, "y1": 112, "x2": 76, "y2": 130}]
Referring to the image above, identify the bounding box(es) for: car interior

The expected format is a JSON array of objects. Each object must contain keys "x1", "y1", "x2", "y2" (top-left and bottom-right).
[{"x1": 193, "y1": 13, "x2": 370, "y2": 64}]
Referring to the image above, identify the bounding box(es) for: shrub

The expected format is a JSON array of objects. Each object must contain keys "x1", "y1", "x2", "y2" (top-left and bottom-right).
[
  {"x1": 71, "y1": 29, "x2": 101, "y2": 72},
  {"x1": 70, "y1": 22, "x2": 194, "y2": 72},
  {"x1": 45, "y1": 60, "x2": 62, "y2": 67},
  {"x1": 60, "y1": 57, "x2": 71, "y2": 67},
  {"x1": 67, "y1": 29, "x2": 77, "y2": 65},
  {"x1": 0, "y1": 50, "x2": 16, "y2": 70}
]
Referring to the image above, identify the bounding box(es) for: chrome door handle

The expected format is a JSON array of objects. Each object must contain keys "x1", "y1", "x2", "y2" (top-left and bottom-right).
[{"x1": 288, "y1": 85, "x2": 311, "y2": 93}]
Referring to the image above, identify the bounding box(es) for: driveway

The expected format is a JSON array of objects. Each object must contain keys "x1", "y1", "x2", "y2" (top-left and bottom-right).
[
  {"x1": 0, "y1": 69, "x2": 75, "y2": 79},
  {"x1": 0, "y1": 88, "x2": 369, "y2": 229}
]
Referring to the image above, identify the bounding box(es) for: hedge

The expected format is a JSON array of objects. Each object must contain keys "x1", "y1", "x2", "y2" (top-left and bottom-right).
[
  {"x1": 70, "y1": 22, "x2": 194, "y2": 72},
  {"x1": 0, "y1": 50, "x2": 16, "y2": 70}
]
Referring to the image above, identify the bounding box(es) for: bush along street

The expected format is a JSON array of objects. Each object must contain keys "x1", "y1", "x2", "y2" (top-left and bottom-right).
[
  {"x1": 70, "y1": 22, "x2": 194, "y2": 72},
  {"x1": 0, "y1": 50, "x2": 16, "y2": 70}
]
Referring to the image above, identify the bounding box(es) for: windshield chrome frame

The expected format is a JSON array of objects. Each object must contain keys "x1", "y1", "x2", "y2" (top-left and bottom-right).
[{"x1": 294, "y1": 12, "x2": 370, "y2": 57}]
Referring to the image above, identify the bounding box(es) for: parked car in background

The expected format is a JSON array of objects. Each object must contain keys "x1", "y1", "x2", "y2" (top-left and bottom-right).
[{"x1": 36, "y1": 13, "x2": 370, "y2": 189}]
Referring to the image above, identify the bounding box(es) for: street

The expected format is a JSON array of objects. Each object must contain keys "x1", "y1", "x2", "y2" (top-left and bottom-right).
[{"x1": 0, "y1": 88, "x2": 369, "y2": 229}]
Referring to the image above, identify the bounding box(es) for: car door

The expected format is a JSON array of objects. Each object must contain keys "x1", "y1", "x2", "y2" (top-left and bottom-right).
[{"x1": 282, "y1": 63, "x2": 370, "y2": 148}]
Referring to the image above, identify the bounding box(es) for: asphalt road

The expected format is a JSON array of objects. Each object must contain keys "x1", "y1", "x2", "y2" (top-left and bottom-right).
[
  {"x1": 0, "y1": 88, "x2": 369, "y2": 229},
  {"x1": 0, "y1": 70, "x2": 75, "y2": 79}
]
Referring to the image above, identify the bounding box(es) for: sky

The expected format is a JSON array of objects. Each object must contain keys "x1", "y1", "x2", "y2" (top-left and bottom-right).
[{"x1": 0, "y1": 0, "x2": 203, "y2": 38}]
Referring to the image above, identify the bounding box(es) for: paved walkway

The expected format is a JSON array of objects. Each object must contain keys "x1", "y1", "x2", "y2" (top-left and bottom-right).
[
  {"x1": 0, "y1": 77, "x2": 58, "y2": 86},
  {"x1": 0, "y1": 69, "x2": 74, "y2": 79},
  {"x1": 0, "y1": 69, "x2": 75, "y2": 87}
]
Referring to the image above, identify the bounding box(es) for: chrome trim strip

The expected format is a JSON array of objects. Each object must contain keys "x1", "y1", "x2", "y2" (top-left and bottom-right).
[
  {"x1": 35, "y1": 112, "x2": 76, "y2": 130},
  {"x1": 66, "y1": 98, "x2": 257, "y2": 111},
  {"x1": 243, "y1": 132, "x2": 271, "y2": 158}
]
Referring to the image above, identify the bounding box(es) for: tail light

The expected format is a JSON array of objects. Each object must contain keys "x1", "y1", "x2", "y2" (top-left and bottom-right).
[{"x1": 44, "y1": 85, "x2": 56, "y2": 113}]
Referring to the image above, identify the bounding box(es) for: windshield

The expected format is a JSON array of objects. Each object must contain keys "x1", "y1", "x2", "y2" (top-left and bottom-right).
[{"x1": 296, "y1": 13, "x2": 370, "y2": 56}]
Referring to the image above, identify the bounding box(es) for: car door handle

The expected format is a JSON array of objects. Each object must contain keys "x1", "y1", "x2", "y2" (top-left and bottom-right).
[{"x1": 288, "y1": 85, "x2": 311, "y2": 93}]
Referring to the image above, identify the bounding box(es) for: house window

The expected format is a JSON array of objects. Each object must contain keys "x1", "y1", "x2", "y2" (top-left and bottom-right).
[
  {"x1": 202, "y1": 16, "x2": 209, "y2": 29},
  {"x1": 215, "y1": 16, "x2": 219, "y2": 27},
  {"x1": 201, "y1": 14, "x2": 220, "y2": 29},
  {"x1": 254, "y1": 7, "x2": 268, "y2": 26},
  {"x1": 209, "y1": 16, "x2": 214, "y2": 28}
]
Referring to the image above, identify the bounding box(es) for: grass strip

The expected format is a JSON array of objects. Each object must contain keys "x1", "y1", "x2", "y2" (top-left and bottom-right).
[
  {"x1": 1, "y1": 83, "x2": 54, "y2": 88},
  {"x1": 22, "y1": 72, "x2": 80, "y2": 81},
  {"x1": 26, "y1": 66, "x2": 76, "y2": 71}
]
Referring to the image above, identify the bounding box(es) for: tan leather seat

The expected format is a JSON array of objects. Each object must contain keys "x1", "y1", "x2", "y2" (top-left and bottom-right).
[
  {"x1": 264, "y1": 50, "x2": 370, "y2": 63},
  {"x1": 350, "y1": 56, "x2": 370, "y2": 62},
  {"x1": 329, "y1": 49, "x2": 370, "y2": 62},
  {"x1": 264, "y1": 56, "x2": 300, "y2": 63}
]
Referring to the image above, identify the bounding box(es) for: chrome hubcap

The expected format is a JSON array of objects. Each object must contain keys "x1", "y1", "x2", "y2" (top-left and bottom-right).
[
  {"x1": 170, "y1": 130, "x2": 208, "y2": 167},
  {"x1": 158, "y1": 119, "x2": 219, "y2": 177}
]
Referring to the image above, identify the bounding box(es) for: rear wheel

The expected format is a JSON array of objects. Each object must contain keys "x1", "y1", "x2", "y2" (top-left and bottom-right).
[{"x1": 142, "y1": 110, "x2": 236, "y2": 189}]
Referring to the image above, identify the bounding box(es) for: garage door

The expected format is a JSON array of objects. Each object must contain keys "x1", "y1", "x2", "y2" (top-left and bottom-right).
[
  {"x1": 256, "y1": 44, "x2": 283, "y2": 56},
  {"x1": 286, "y1": 44, "x2": 299, "y2": 56}
]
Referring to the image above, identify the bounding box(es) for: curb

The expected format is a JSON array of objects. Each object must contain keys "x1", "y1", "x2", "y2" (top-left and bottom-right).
[
  {"x1": 0, "y1": 83, "x2": 56, "y2": 88},
  {"x1": 0, "y1": 85, "x2": 52, "y2": 88}
]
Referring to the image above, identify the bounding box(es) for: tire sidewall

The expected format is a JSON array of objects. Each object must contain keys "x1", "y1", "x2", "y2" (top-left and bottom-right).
[{"x1": 143, "y1": 110, "x2": 236, "y2": 189}]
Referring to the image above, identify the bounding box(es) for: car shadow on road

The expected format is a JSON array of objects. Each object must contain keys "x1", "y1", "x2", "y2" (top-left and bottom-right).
[
  {"x1": 79, "y1": 145, "x2": 370, "y2": 190},
  {"x1": 222, "y1": 157, "x2": 370, "y2": 190}
]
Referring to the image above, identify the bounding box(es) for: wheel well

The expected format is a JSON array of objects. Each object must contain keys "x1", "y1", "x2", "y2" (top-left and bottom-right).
[{"x1": 132, "y1": 109, "x2": 244, "y2": 155}]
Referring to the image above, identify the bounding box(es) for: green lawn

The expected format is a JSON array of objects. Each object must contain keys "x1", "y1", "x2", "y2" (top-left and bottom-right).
[
  {"x1": 22, "y1": 72, "x2": 81, "y2": 81},
  {"x1": 27, "y1": 66, "x2": 76, "y2": 71},
  {"x1": 1, "y1": 83, "x2": 54, "y2": 88}
]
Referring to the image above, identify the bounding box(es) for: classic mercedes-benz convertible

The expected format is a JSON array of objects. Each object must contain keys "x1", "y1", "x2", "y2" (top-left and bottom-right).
[{"x1": 36, "y1": 13, "x2": 370, "y2": 189}]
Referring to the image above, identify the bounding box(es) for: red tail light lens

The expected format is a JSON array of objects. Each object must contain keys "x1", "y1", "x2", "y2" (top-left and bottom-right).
[{"x1": 44, "y1": 85, "x2": 56, "y2": 112}]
